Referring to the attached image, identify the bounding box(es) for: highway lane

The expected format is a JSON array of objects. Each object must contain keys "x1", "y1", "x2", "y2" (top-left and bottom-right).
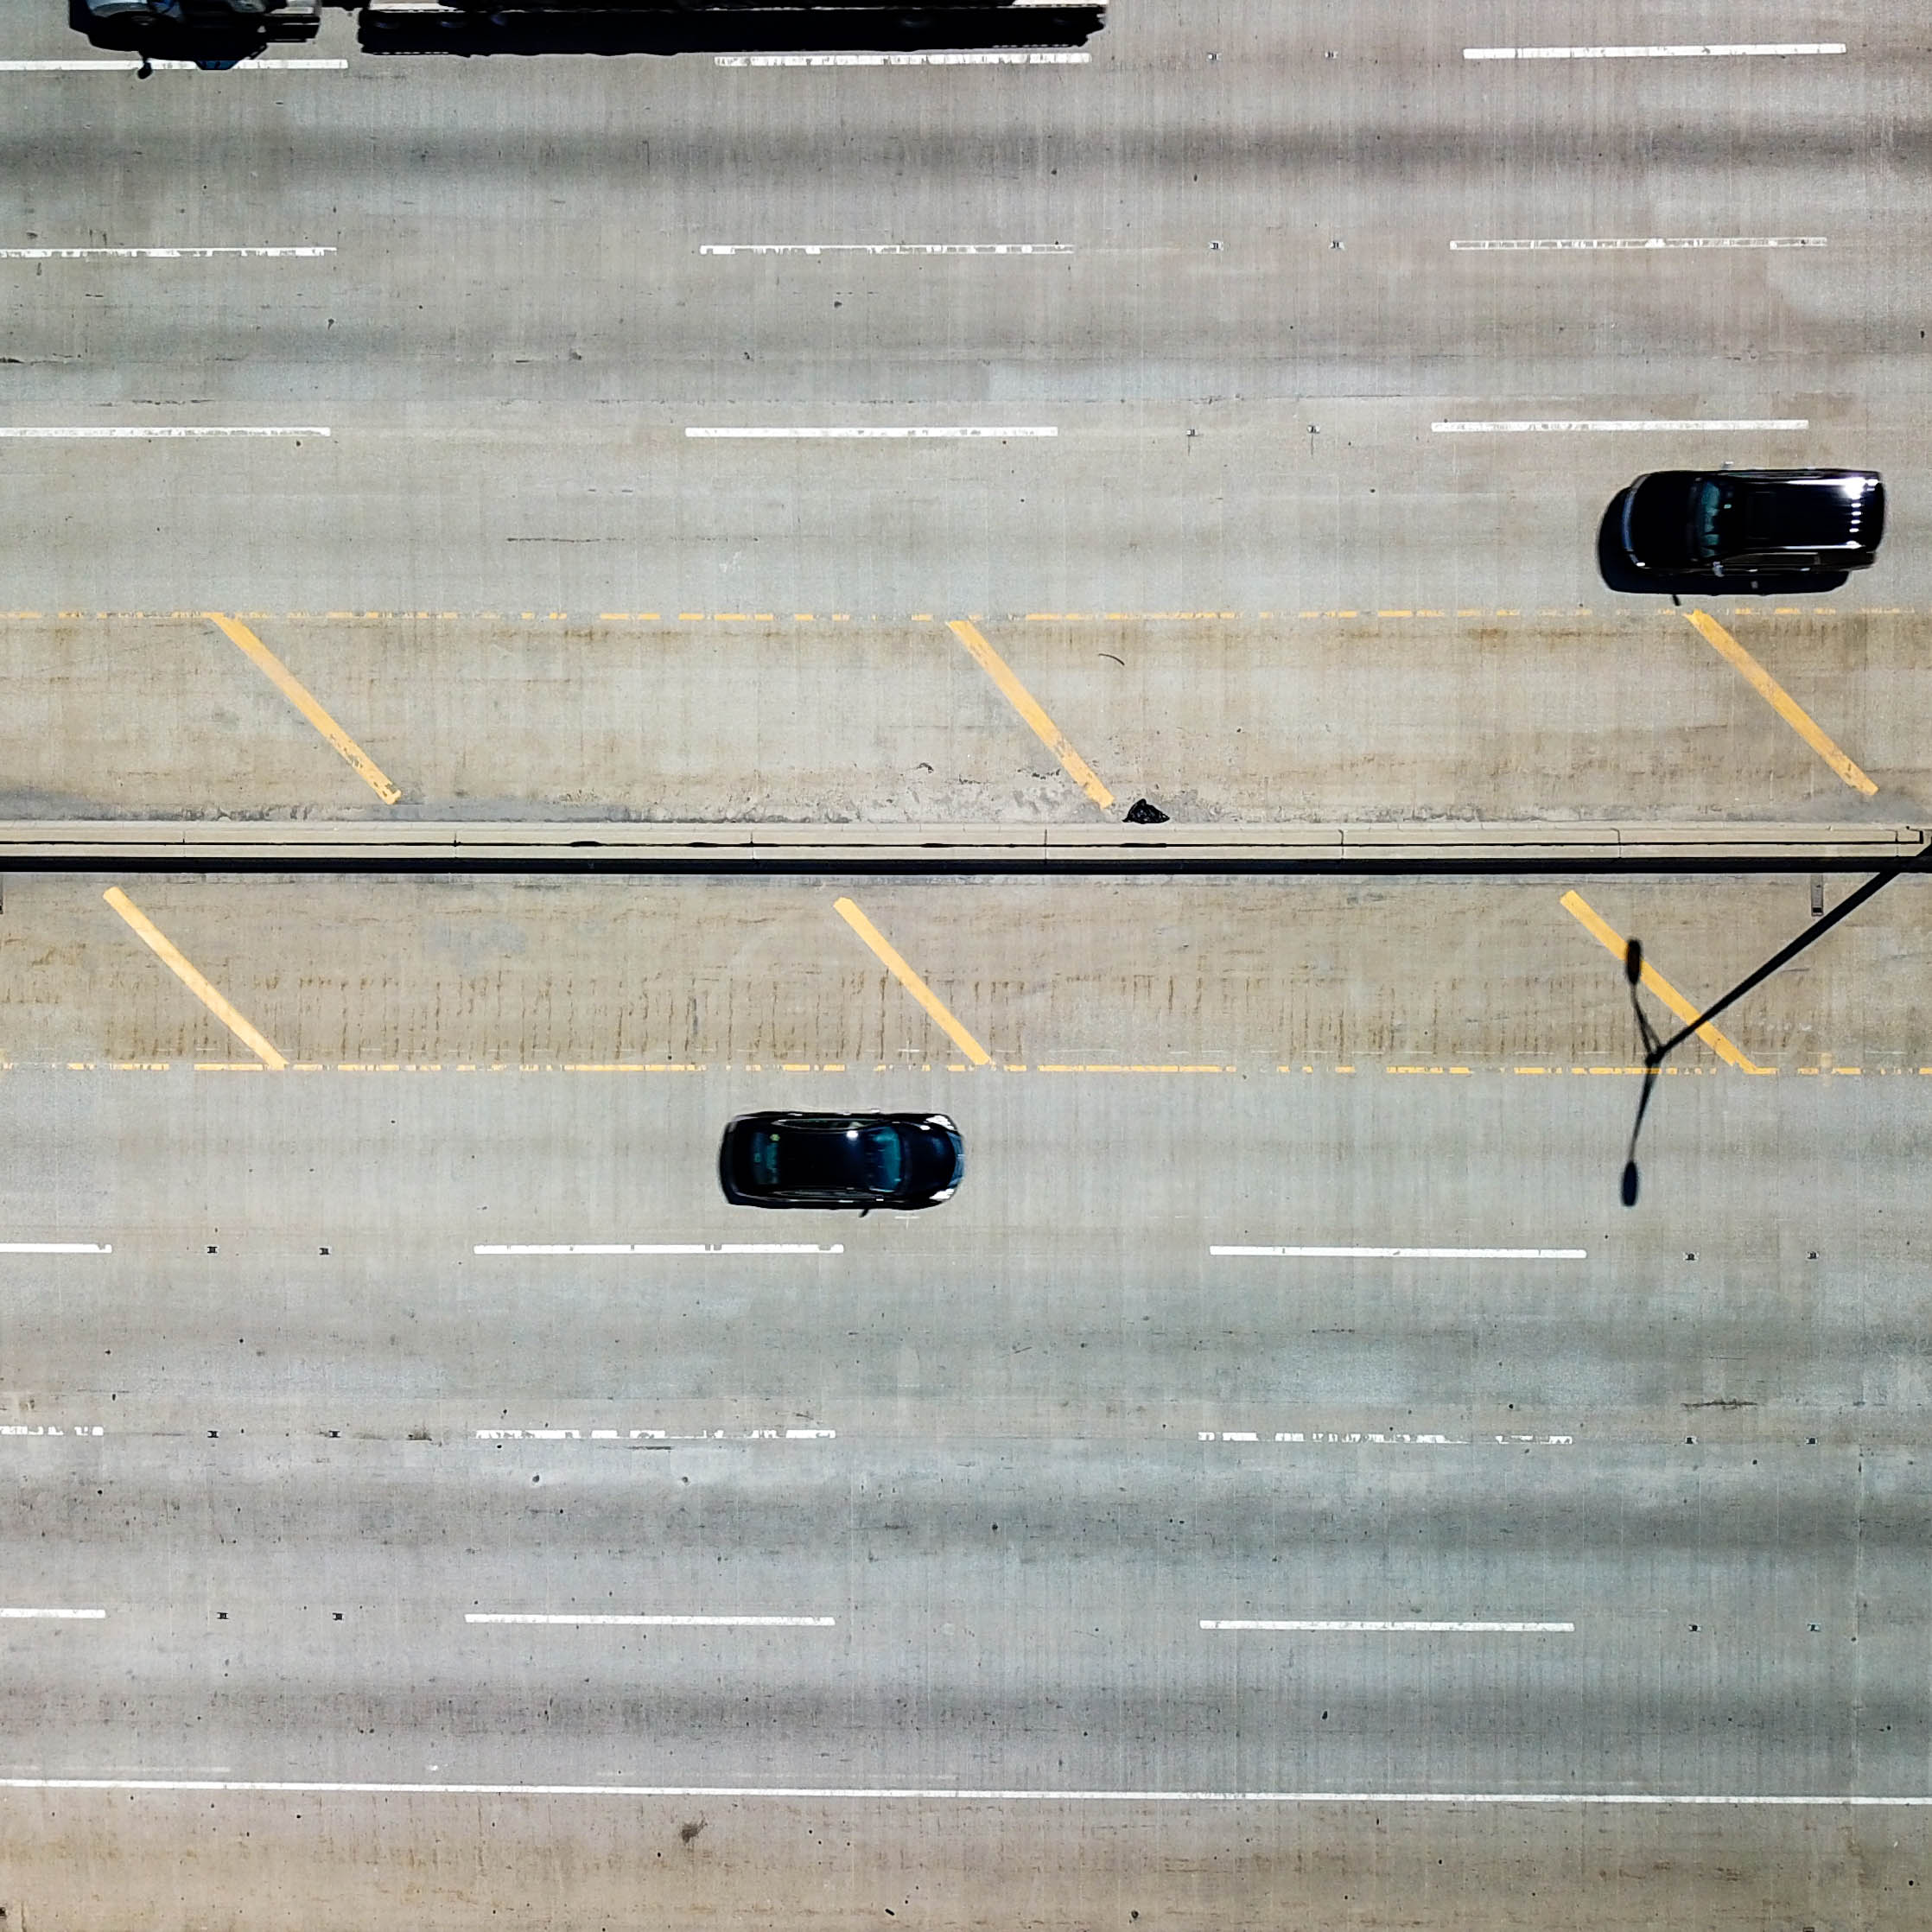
[
  {"x1": 1, "y1": 1053, "x2": 1929, "y2": 1922},
  {"x1": 1, "y1": 608, "x2": 1924, "y2": 825},
  {"x1": 1, "y1": 5, "x2": 1926, "y2": 609}
]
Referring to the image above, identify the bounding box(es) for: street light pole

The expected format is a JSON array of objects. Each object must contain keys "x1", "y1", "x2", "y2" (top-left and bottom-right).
[{"x1": 1620, "y1": 847, "x2": 1931, "y2": 1205}]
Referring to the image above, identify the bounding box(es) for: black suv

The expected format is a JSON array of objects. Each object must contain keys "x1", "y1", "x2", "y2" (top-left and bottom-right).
[{"x1": 1610, "y1": 467, "x2": 1884, "y2": 589}]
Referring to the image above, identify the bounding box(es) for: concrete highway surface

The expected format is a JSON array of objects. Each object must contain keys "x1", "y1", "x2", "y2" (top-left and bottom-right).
[{"x1": 3, "y1": 0, "x2": 1929, "y2": 1926}]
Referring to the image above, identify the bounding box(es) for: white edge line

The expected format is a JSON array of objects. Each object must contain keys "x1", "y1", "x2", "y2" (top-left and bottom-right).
[
  {"x1": 466, "y1": 1613, "x2": 836, "y2": 1627},
  {"x1": 1462, "y1": 44, "x2": 1846, "y2": 62},
  {"x1": 1, "y1": 1778, "x2": 1926, "y2": 1804},
  {"x1": 0, "y1": 1242, "x2": 111, "y2": 1254},
  {"x1": 0, "y1": 428, "x2": 329, "y2": 439},
  {"x1": 685, "y1": 426, "x2": 1058, "y2": 438},
  {"x1": 473, "y1": 1243, "x2": 842, "y2": 1256},
  {"x1": 1431, "y1": 420, "x2": 1806, "y2": 434},
  {"x1": 0, "y1": 247, "x2": 334, "y2": 258},
  {"x1": 0, "y1": 1607, "x2": 106, "y2": 1619},
  {"x1": 1210, "y1": 1247, "x2": 1587, "y2": 1260},
  {"x1": 1202, "y1": 1619, "x2": 1574, "y2": 1633},
  {"x1": 0, "y1": 58, "x2": 348, "y2": 69},
  {"x1": 1449, "y1": 237, "x2": 1825, "y2": 251}
]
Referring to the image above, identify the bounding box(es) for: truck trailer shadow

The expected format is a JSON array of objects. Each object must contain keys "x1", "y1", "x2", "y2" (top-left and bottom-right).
[{"x1": 355, "y1": 5, "x2": 1107, "y2": 58}]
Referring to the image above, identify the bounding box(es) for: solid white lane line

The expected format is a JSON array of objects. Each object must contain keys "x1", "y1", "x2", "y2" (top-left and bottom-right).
[
  {"x1": 467, "y1": 1613, "x2": 835, "y2": 1627},
  {"x1": 3, "y1": 1779, "x2": 1924, "y2": 1804},
  {"x1": 0, "y1": 1607, "x2": 105, "y2": 1619},
  {"x1": 1464, "y1": 43, "x2": 1845, "y2": 62},
  {"x1": 685, "y1": 426, "x2": 1057, "y2": 439},
  {"x1": 0, "y1": 58, "x2": 347, "y2": 70},
  {"x1": 0, "y1": 246, "x2": 333, "y2": 258},
  {"x1": 1451, "y1": 237, "x2": 1824, "y2": 252},
  {"x1": 702, "y1": 244, "x2": 1071, "y2": 256},
  {"x1": 1211, "y1": 1246, "x2": 1587, "y2": 1260},
  {"x1": 1203, "y1": 1619, "x2": 1573, "y2": 1633},
  {"x1": 0, "y1": 427, "x2": 329, "y2": 439},
  {"x1": 715, "y1": 51, "x2": 1089, "y2": 67},
  {"x1": 0, "y1": 1242, "x2": 111, "y2": 1254},
  {"x1": 1433, "y1": 418, "x2": 1805, "y2": 434},
  {"x1": 473, "y1": 1243, "x2": 842, "y2": 1256}
]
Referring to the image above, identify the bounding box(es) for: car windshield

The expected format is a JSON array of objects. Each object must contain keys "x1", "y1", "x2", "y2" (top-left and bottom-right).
[{"x1": 1690, "y1": 479, "x2": 1727, "y2": 561}]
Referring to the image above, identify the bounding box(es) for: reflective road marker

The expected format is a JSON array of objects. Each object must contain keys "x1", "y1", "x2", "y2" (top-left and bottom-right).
[
  {"x1": 1560, "y1": 890, "x2": 1768, "y2": 1073},
  {"x1": 947, "y1": 619, "x2": 1115, "y2": 810},
  {"x1": 832, "y1": 897, "x2": 992, "y2": 1067},
  {"x1": 101, "y1": 888, "x2": 287, "y2": 1071},
  {"x1": 207, "y1": 614, "x2": 402, "y2": 804},
  {"x1": 1683, "y1": 608, "x2": 1877, "y2": 795}
]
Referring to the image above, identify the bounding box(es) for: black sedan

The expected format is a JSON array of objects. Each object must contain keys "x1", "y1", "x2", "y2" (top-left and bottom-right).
[
  {"x1": 1611, "y1": 467, "x2": 1884, "y2": 588},
  {"x1": 718, "y1": 1111, "x2": 965, "y2": 1212}
]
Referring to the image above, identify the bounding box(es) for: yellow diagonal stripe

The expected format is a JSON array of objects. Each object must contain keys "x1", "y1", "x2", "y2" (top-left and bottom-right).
[
  {"x1": 1559, "y1": 889, "x2": 1769, "y2": 1074},
  {"x1": 832, "y1": 897, "x2": 992, "y2": 1067},
  {"x1": 102, "y1": 887, "x2": 287, "y2": 1070},
  {"x1": 207, "y1": 613, "x2": 403, "y2": 804},
  {"x1": 947, "y1": 619, "x2": 1115, "y2": 811},
  {"x1": 1684, "y1": 609, "x2": 1876, "y2": 796}
]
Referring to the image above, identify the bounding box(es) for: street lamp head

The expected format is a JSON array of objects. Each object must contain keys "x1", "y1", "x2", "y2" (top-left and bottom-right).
[{"x1": 1624, "y1": 938, "x2": 1643, "y2": 986}]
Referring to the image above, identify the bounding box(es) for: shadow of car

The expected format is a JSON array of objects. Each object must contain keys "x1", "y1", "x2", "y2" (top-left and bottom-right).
[
  {"x1": 1598, "y1": 468, "x2": 1878, "y2": 597},
  {"x1": 719, "y1": 1111, "x2": 965, "y2": 1213}
]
